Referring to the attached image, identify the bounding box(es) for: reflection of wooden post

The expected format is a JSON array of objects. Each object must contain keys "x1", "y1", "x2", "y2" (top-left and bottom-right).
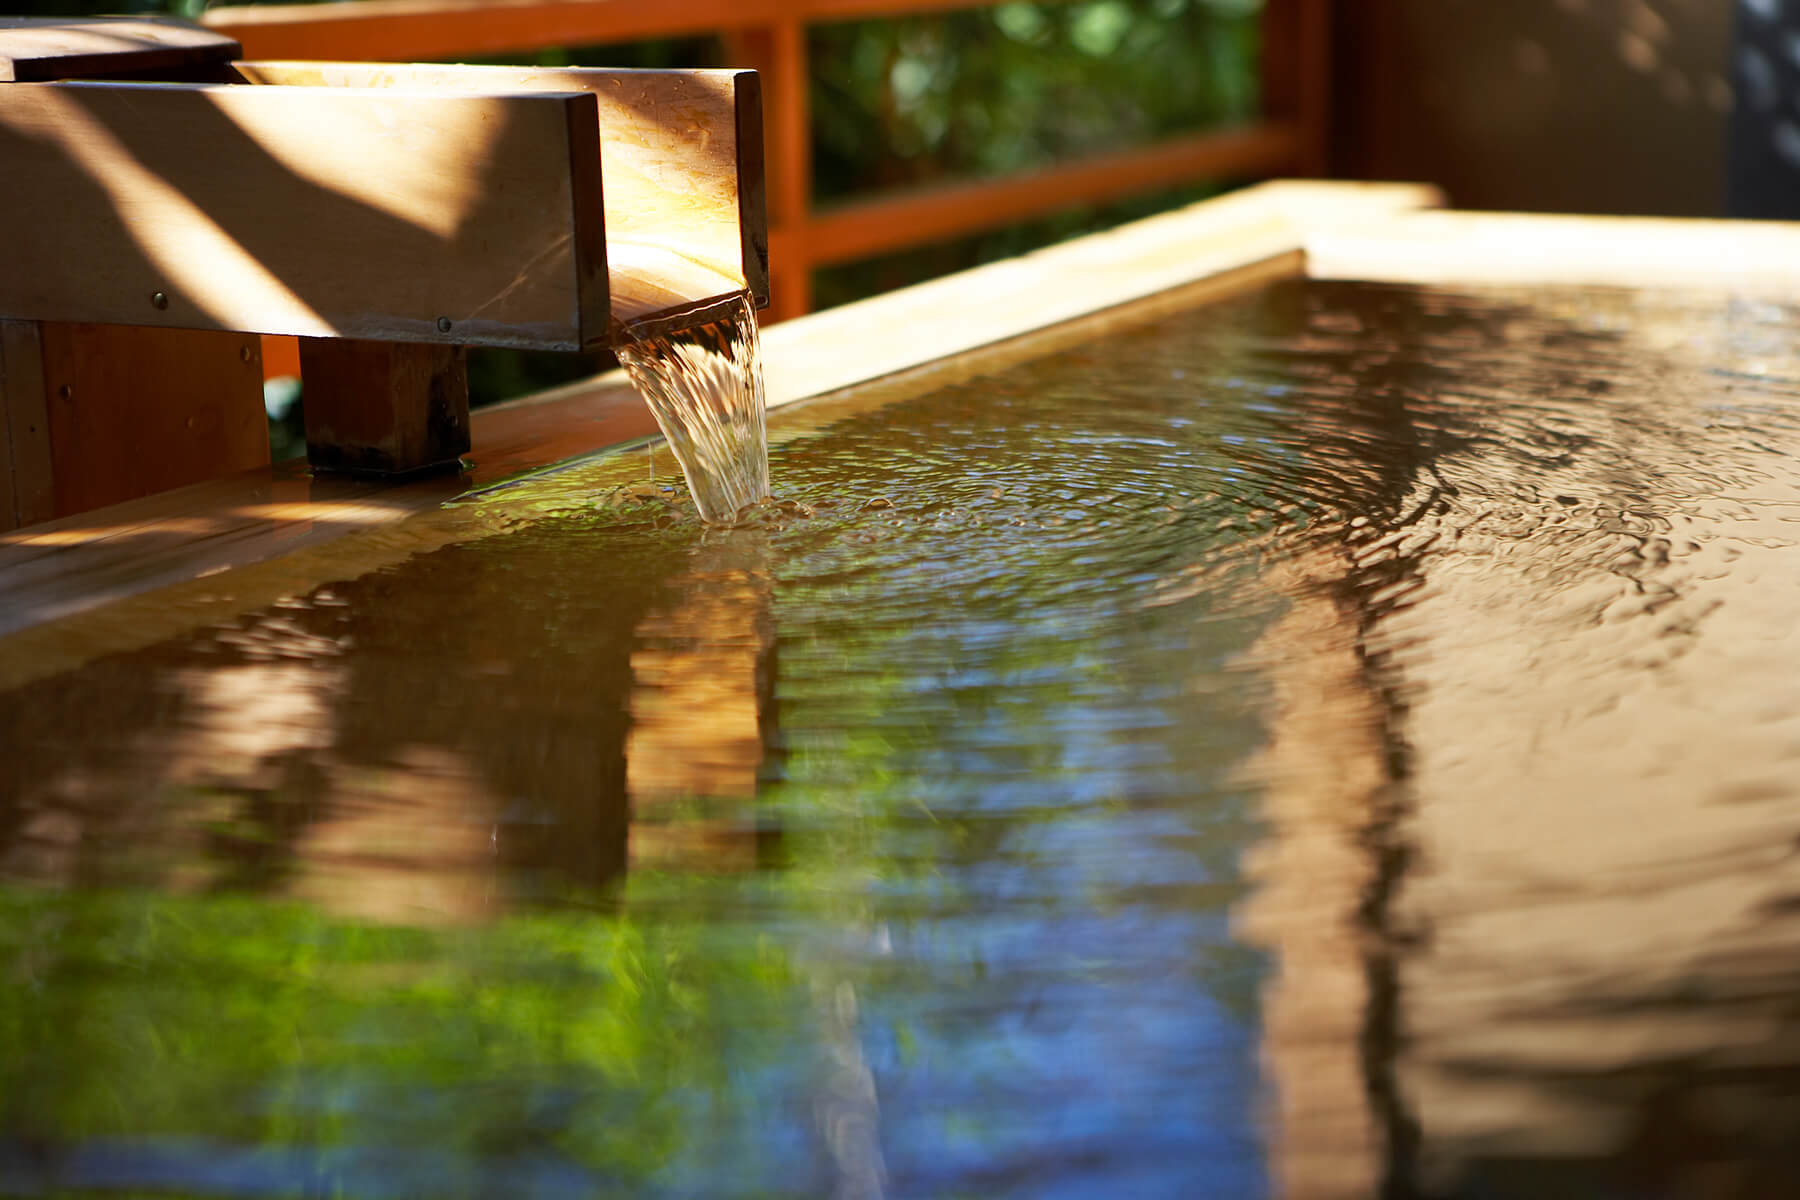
[
  {"x1": 1236, "y1": 553, "x2": 1388, "y2": 1200},
  {"x1": 626, "y1": 539, "x2": 775, "y2": 872}
]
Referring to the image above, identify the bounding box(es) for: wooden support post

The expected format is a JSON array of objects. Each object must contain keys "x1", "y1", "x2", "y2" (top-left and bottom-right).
[
  {"x1": 1261, "y1": 0, "x2": 1333, "y2": 177},
  {"x1": 724, "y1": 21, "x2": 809, "y2": 321},
  {"x1": 298, "y1": 338, "x2": 470, "y2": 476}
]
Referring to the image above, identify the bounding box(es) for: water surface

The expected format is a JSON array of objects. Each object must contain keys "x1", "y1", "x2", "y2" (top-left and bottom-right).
[{"x1": 4, "y1": 280, "x2": 1800, "y2": 1198}]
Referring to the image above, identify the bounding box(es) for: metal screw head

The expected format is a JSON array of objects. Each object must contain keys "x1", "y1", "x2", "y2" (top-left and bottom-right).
[
  {"x1": 436, "y1": 316, "x2": 453, "y2": 333},
  {"x1": 240, "y1": 345, "x2": 254, "y2": 363},
  {"x1": 150, "y1": 291, "x2": 169, "y2": 310}
]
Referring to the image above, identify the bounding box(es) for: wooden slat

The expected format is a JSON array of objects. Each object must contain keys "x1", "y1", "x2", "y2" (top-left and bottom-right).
[
  {"x1": 0, "y1": 80, "x2": 609, "y2": 349},
  {"x1": 0, "y1": 16, "x2": 239, "y2": 82},
  {"x1": 785, "y1": 122, "x2": 1303, "y2": 269},
  {"x1": 40, "y1": 323, "x2": 268, "y2": 516},
  {"x1": 0, "y1": 320, "x2": 54, "y2": 528},
  {"x1": 235, "y1": 62, "x2": 769, "y2": 315}
]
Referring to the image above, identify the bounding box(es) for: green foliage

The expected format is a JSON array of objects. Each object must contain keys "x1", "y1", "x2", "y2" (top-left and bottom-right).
[{"x1": 811, "y1": 1, "x2": 1261, "y2": 202}]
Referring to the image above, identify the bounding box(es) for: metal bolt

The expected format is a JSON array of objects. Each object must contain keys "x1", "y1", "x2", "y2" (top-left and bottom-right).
[
  {"x1": 150, "y1": 291, "x2": 169, "y2": 310},
  {"x1": 240, "y1": 344, "x2": 254, "y2": 363},
  {"x1": 436, "y1": 316, "x2": 453, "y2": 333}
]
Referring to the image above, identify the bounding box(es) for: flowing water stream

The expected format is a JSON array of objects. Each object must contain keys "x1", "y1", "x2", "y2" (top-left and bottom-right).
[
  {"x1": 2, "y1": 279, "x2": 1800, "y2": 1198},
  {"x1": 613, "y1": 288, "x2": 771, "y2": 523}
]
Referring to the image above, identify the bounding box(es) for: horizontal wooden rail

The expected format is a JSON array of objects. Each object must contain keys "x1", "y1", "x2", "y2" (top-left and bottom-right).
[
  {"x1": 205, "y1": 0, "x2": 1331, "y2": 325},
  {"x1": 784, "y1": 122, "x2": 1301, "y2": 268},
  {"x1": 209, "y1": 1, "x2": 1034, "y2": 61}
]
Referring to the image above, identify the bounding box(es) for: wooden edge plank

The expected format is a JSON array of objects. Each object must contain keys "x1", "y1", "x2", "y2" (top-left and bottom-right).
[
  {"x1": 0, "y1": 180, "x2": 1441, "y2": 680},
  {"x1": 0, "y1": 80, "x2": 604, "y2": 349},
  {"x1": 1304, "y1": 209, "x2": 1800, "y2": 293},
  {"x1": 790, "y1": 122, "x2": 1305, "y2": 268},
  {"x1": 0, "y1": 320, "x2": 54, "y2": 527}
]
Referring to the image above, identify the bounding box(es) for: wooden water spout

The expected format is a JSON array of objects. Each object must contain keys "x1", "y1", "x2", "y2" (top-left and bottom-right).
[{"x1": 0, "y1": 17, "x2": 766, "y2": 527}]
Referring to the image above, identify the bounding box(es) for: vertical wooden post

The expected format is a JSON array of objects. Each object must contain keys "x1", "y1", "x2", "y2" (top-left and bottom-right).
[
  {"x1": 0, "y1": 320, "x2": 53, "y2": 530},
  {"x1": 298, "y1": 338, "x2": 470, "y2": 476},
  {"x1": 727, "y1": 20, "x2": 812, "y2": 321},
  {"x1": 1262, "y1": 0, "x2": 1334, "y2": 177}
]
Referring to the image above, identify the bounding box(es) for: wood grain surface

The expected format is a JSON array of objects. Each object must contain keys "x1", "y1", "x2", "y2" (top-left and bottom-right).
[
  {"x1": 235, "y1": 62, "x2": 769, "y2": 315},
  {"x1": 0, "y1": 16, "x2": 239, "y2": 82},
  {"x1": 0, "y1": 80, "x2": 609, "y2": 349}
]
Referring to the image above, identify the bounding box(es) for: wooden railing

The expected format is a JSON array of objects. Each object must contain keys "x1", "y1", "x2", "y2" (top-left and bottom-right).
[{"x1": 205, "y1": 0, "x2": 1331, "y2": 322}]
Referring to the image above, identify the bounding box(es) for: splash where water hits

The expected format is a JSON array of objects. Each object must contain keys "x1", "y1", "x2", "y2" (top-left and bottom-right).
[{"x1": 613, "y1": 288, "x2": 772, "y2": 523}]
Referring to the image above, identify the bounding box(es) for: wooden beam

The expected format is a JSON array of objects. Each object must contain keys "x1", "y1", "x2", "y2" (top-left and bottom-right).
[
  {"x1": 0, "y1": 80, "x2": 609, "y2": 350},
  {"x1": 787, "y1": 122, "x2": 1303, "y2": 269},
  {"x1": 0, "y1": 16, "x2": 240, "y2": 82},
  {"x1": 235, "y1": 62, "x2": 770, "y2": 315}
]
